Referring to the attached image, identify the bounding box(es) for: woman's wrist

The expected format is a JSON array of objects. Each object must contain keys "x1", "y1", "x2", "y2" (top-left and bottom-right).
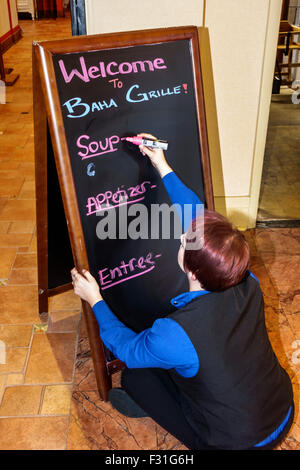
[
  {"x1": 91, "y1": 294, "x2": 103, "y2": 308},
  {"x1": 156, "y1": 161, "x2": 173, "y2": 178}
]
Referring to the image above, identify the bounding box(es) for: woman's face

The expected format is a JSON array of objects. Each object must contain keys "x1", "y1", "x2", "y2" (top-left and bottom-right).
[{"x1": 177, "y1": 233, "x2": 186, "y2": 272}]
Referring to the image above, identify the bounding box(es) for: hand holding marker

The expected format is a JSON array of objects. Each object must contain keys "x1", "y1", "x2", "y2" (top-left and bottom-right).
[{"x1": 132, "y1": 132, "x2": 173, "y2": 179}]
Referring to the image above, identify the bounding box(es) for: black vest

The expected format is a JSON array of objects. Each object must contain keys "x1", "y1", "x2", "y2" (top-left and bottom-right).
[{"x1": 167, "y1": 275, "x2": 293, "y2": 449}]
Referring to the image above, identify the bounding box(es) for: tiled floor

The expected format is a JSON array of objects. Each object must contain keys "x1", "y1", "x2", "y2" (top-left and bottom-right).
[{"x1": 0, "y1": 15, "x2": 299, "y2": 450}]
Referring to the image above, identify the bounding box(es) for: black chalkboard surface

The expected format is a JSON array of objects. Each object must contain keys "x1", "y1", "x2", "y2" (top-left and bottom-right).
[
  {"x1": 33, "y1": 26, "x2": 214, "y2": 399},
  {"x1": 52, "y1": 39, "x2": 206, "y2": 330}
]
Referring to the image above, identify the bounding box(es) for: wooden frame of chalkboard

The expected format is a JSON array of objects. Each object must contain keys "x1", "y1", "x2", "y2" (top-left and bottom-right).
[{"x1": 33, "y1": 26, "x2": 214, "y2": 401}]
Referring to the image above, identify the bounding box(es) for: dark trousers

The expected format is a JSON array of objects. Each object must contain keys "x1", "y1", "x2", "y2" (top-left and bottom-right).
[{"x1": 121, "y1": 367, "x2": 294, "y2": 451}]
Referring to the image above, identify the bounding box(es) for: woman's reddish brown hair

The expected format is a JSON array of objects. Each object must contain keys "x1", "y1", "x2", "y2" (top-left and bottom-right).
[{"x1": 184, "y1": 210, "x2": 250, "y2": 292}]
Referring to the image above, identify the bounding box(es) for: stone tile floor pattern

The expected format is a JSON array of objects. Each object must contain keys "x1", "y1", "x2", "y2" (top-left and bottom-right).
[{"x1": 0, "y1": 14, "x2": 299, "y2": 450}]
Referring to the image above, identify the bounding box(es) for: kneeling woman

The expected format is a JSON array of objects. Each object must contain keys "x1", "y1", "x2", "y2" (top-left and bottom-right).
[{"x1": 72, "y1": 133, "x2": 294, "y2": 450}]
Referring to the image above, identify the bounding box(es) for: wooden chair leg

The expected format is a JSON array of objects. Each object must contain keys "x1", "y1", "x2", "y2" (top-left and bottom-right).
[
  {"x1": 0, "y1": 44, "x2": 19, "y2": 86},
  {"x1": 288, "y1": 49, "x2": 292, "y2": 83},
  {"x1": 0, "y1": 48, "x2": 5, "y2": 81}
]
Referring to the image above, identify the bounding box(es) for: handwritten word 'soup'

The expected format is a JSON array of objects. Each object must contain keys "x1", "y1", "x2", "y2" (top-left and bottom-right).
[
  {"x1": 77, "y1": 134, "x2": 120, "y2": 160},
  {"x1": 59, "y1": 56, "x2": 167, "y2": 84}
]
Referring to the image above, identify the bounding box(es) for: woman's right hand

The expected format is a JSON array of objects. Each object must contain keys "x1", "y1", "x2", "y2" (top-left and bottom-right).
[{"x1": 137, "y1": 132, "x2": 173, "y2": 178}]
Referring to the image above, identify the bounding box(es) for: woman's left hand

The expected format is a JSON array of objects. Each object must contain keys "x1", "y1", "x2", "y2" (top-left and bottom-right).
[{"x1": 71, "y1": 268, "x2": 102, "y2": 307}]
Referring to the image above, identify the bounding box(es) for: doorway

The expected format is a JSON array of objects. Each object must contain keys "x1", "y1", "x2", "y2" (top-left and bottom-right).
[{"x1": 257, "y1": 0, "x2": 300, "y2": 227}]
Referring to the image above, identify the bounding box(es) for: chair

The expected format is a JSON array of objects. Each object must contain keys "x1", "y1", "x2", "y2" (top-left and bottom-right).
[{"x1": 277, "y1": 20, "x2": 300, "y2": 85}]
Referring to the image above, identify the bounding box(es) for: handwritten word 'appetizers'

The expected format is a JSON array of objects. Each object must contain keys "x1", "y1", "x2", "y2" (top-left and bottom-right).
[{"x1": 86, "y1": 181, "x2": 156, "y2": 216}]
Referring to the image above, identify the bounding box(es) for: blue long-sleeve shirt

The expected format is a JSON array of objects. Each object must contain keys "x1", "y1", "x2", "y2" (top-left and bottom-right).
[{"x1": 161, "y1": 172, "x2": 204, "y2": 231}]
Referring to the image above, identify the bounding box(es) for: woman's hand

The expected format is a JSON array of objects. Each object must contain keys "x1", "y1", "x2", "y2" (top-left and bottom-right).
[
  {"x1": 137, "y1": 132, "x2": 173, "y2": 178},
  {"x1": 71, "y1": 268, "x2": 102, "y2": 308}
]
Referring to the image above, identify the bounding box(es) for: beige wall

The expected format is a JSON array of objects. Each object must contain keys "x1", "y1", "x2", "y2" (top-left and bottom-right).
[
  {"x1": 205, "y1": 0, "x2": 282, "y2": 228},
  {"x1": 9, "y1": 0, "x2": 19, "y2": 28},
  {"x1": 85, "y1": 0, "x2": 282, "y2": 229},
  {"x1": 0, "y1": 0, "x2": 19, "y2": 37},
  {"x1": 85, "y1": 0, "x2": 205, "y2": 33},
  {"x1": 0, "y1": 0, "x2": 11, "y2": 37}
]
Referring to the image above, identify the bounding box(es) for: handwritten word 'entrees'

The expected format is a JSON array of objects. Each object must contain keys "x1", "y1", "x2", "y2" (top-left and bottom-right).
[
  {"x1": 99, "y1": 252, "x2": 161, "y2": 290},
  {"x1": 86, "y1": 181, "x2": 156, "y2": 215},
  {"x1": 59, "y1": 56, "x2": 167, "y2": 84}
]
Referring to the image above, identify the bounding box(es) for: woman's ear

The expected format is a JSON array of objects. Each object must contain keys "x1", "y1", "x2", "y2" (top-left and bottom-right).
[
  {"x1": 186, "y1": 270, "x2": 197, "y2": 282},
  {"x1": 187, "y1": 270, "x2": 204, "y2": 290}
]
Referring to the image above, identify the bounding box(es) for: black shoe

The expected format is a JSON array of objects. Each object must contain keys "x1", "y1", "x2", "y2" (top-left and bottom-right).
[{"x1": 108, "y1": 388, "x2": 148, "y2": 418}]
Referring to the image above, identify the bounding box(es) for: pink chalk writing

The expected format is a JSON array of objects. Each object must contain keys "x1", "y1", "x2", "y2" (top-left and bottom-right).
[
  {"x1": 99, "y1": 252, "x2": 162, "y2": 290},
  {"x1": 58, "y1": 56, "x2": 167, "y2": 84},
  {"x1": 86, "y1": 181, "x2": 156, "y2": 216},
  {"x1": 76, "y1": 134, "x2": 120, "y2": 159}
]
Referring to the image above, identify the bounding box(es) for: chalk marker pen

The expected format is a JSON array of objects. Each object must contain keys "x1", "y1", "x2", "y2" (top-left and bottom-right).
[{"x1": 121, "y1": 136, "x2": 168, "y2": 150}]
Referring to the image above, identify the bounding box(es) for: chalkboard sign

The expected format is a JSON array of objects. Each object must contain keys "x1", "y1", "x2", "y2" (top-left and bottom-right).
[{"x1": 33, "y1": 26, "x2": 214, "y2": 400}]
